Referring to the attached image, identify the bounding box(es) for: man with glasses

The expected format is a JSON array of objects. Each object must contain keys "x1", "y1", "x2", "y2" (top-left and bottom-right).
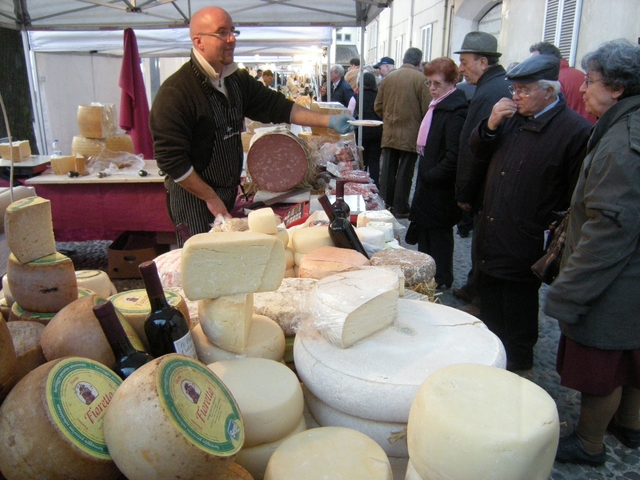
[
  {"x1": 468, "y1": 54, "x2": 592, "y2": 372},
  {"x1": 150, "y1": 7, "x2": 354, "y2": 243}
]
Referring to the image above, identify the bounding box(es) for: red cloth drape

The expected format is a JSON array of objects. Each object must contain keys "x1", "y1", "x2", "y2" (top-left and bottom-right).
[{"x1": 119, "y1": 28, "x2": 154, "y2": 159}]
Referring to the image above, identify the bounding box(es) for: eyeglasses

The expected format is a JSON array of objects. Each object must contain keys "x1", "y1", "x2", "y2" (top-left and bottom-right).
[
  {"x1": 425, "y1": 80, "x2": 444, "y2": 88},
  {"x1": 508, "y1": 85, "x2": 541, "y2": 97},
  {"x1": 198, "y1": 29, "x2": 240, "y2": 40},
  {"x1": 583, "y1": 76, "x2": 603, "y2": 87}
]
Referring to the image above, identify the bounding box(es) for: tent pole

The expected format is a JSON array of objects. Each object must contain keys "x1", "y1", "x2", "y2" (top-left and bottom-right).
[
  {"x1": 21, "y1": 30, "x2": 46, "y2": 156},
  {"x1": 357, "y1": 19, "x2": 365, "y2": 148}
]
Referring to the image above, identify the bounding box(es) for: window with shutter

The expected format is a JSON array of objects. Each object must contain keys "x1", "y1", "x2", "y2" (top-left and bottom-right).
[
  {"x1": 421, "y1": 24, "x2": 433, "y2": 63},
  {"x1": 395, "y1": 36, "x2": 403, "y2": 64},
  {"x1": 543, "y1": 0, "x2": 583, "y2": 66}
]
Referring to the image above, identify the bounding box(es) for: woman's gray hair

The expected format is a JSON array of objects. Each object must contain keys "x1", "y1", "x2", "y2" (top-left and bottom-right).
[
  {"x1": 538, "y1": 79, "x2": 561, "y2": 95},
  {"x1": 581, "y1": 39, "x2": 640, "y2": 99}
]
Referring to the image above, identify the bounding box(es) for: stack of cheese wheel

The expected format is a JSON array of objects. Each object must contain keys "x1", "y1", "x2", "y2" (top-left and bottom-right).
[
  {"x1": 103, "y1": 354, "x2": 245, "y2": 479},
  {"x1": 181, "y1": 231, "x2": 286, "y2": 365},
  {"x1": 406, "y1": 364, "x2": 559, "y2": 480},
  {"x1": 247, "y1": 207, "x2": 294, "y2": 277},
  {"x1": 295, "y1": 297, "x2": 506, "y2": 458},
  {"x1": 8, "y1": 286, "x2": 94, "y2": 323},
  {"x1": 209, "y1": 358, "x2": 306, "y2": 479},
  {"x1": 73, "y1": 103, "x2": 136, "y2": 160},
  {"x1": 4, "y1": 197, "x2": 79, "y2": 324}
]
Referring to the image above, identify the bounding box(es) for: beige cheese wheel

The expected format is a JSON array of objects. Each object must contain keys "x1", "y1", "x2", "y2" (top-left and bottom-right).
[
  {"x1": 407, "y1": 364, "x2": 559, "y2": 480},
  {"x1": 264, "y1": 426, "x2": 392, "y2": 480},
  {"x1": 155, "y1": 248, "x2": 183, "y2": 288},
  {"x1": 2, "y1": 274, "x2": 14, "y2": 306},
  {"x1": 8, "y1": 287, "x2": 95, "y2": 325},
  {"x1": 5, "y1": 196, "x2": 56, "y2": 264},
  {"x1": 298, "y1": 246, "x2": 370, "y2": 280},
  {"x1": 41, "y1": 294, "x2": 146, "y2": 367},
  {"x1": 7, "y1": 252, "x2": 78, "y2": 313},
  {"x1": 7, "y1": 320, "x2": 46, "y2": 382},
  {"x1": 199, "y1": 294, "x2": 254, "y2": 354},
  {"x1": 71, "y1": 135, "x2": 105, "y2": 158},
  {"x1": 0, "y1": 357, "x2": 122, "y2": 480},
  {"x1": 291, "y1": 226, "x2": 334, "y2": 254},
  {"x1": 208, "y1": 358, "x2": 304, "y2": 447},
  {"x1": 75, "y1": 270, "x2": 117, "y2": 298},
  {"x1": 192, "y1": 314, "x2": 285, "y2": 364},
  {"x1": 105, "y1": 133, "x2": 134, "y2": 153},
  {"x1": 0, "y1": 317, "x2": 18, "y2": 404},
  {"x1": 103, "y1": 354, "x2": 244, "y2": 480},
  {"x1": 235, "y1": 416, "x2": 307, "y2": 480},
  {"x1": 248, "y1": 208, "x2": 278, "y2": 234},
  {"x1": 77, "y1": 103, "x2": 116, "y2": 139}
]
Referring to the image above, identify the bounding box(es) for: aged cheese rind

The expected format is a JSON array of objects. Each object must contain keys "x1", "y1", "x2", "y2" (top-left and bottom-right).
[
  {"x1": 369, "y1": 248, "x2": 436, "y2": 288},
  {"x1": 298, "y1": 246, "x2": 370, "y2": 280},
  {"x1": 253, "y1": 278, "x2": 317, "y2": 336},
  {"x1": 7, "y1": 320, "x2": 46, "y2": 382},
  {"x1": 5, "y1": 196, "x2": 57, "y2": 264},
  {"x1": 199, "y1": 294, "x2": 254, "y2": 354}
]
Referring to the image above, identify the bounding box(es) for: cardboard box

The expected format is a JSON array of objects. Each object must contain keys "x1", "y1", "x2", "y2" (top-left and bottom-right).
[{"x1": 108, "y1": 231, "x2": 168, "y2": 279}]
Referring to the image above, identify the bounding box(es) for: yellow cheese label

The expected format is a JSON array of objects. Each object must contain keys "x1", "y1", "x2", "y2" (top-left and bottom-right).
[
  {"x1": 7, "y1": 196, "x2": 48, "y2": 211},
  {"x1": 24, "y1": 251, "x2": 71, "y2": 266},
  {"x1": 156, "y1": 356, "x2": 244, "y2": 456},
  {"x1": 46, "y1": 357, "x2": 122, "y2": 460}
]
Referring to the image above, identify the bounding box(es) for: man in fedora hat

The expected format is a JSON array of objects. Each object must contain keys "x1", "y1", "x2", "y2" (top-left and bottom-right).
[
  {"x1": 468, "y1": 54, "x2": 592, "y2": 371},
  {"x1": 452, "y1": 31, "x2": 513, "y2": 314}
]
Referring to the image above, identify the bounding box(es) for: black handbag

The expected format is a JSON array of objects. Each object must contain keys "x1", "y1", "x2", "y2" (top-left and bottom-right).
[
  {"x1": 531, "y1": 210, "x2": 569, "y2": 284},
  {"x1": 404, "y1": 221, "x2": 418, "y2": 245}
]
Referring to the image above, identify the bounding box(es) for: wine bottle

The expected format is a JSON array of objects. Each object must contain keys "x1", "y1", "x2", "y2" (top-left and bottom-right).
[
  {"x1": 93, "y1": 301, "x2": 154, "y2": 380},
  {"x1": 317, "y1": 194, "x2": 335, "y2": 222},
  {"x1": 332, "y1": 179, "x2": 351, "y2": 218},
  {"x1": 139, "y1": 260, "x2": 197, "y2": 359}
]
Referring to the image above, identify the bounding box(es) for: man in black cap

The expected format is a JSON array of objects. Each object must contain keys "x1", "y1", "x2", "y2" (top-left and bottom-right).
[
  {"x1": 468, "y1": 54, "x2": 592, "y2": 372},
  {"x1": 373, "y1": 56, "x2": 395, "y2": 79}
]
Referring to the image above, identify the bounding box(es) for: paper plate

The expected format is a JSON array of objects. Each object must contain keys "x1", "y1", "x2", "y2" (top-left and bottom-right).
[{"x1": 347, "y1": 120, "x2": 383, "y2": 127}]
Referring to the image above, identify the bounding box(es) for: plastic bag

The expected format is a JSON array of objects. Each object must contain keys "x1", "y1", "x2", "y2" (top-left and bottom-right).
[{"x1": 86, "y1": 150, "x2": 145, "y2": 176}]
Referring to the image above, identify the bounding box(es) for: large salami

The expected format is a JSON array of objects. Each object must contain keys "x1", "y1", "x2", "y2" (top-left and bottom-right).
[{"x1": 246, "y1": 130, "x2": 311, "y2": 192}]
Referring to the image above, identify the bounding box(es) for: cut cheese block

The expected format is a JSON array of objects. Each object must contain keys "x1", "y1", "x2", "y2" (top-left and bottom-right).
[
  {"x1": 8, "y1": 286, "x2": 95, "y2": 324},
  {"x1": 77, "y1": 103, "x2": 116, "y2": 138},
  {"x1": 0, "y1": 317, "x2": 18, "y2": 404},
  {"x1": 248, "y1": 207, "x2": 278, "y2": 234},
  {"x1": 356, "y1": 209, "x2": 395, "y2": 228},
  {"x1": 264, "y1": 426, "x2": 392, "y2": 480},
  {"x1": 103, "y1": 354, "x2": 244, "y2": 480},
  {"x1": 294, "y1": 299, "x2": 506, "y2": 423},
  {"x1": 0, "y1": 357, "x2": 122, "y2": 480},
  {"x1": 5, "y1": 196, "x2": 56, "y2": 264},
  {"x1": 75, "y1": 270, "x2": 117, "y2": 298},
  {"x1": 235, "y1": 416, "x2": 307, "y2": 480},
  {"x1": 407, "y1": 364, "x2": 559, "y2": 480},
  {"x1": 155, "y1": 248, "x2": 183, "y2": 287},
  {"x1": 199, "y1": 294, "x2": 254, "y2": 354},
  {"x1": 41, "y1": 294, "x2": 146, "y2": 367},
  {"x1": 310, "y1": 268, "x2": 399, "y2": 348},
  {"x1": 207, "y1": 358, "x2": 304, "y2": 447},
  {"x1": 303, "y1": 384, "x2": 408, "y2": 458},
  {"x1": 50, "y1": 154, "x2": 77, "y2": 175},
  {"x1": 2, "y1": 274, "x2": 14, "y2": 306},
  {"x1": 291, "y1": 226, "x2": 334, "y2": 254},
  {"x1": 298, "y1": 246, "x2": 370, "y2": 279},
  {"x1": 253, "y1": 277, "x2": 317, "y2": 336},
  {"x1": 367, "y1": 221, "x2": 394, "y2": 242},
  {"x1": 7, "y1": 320, "x2": 46, "y2": 382},
  {"x1": 108, "y1": 288, "x2": 190, "y2": 351},
  {"x1": 0, "y1": 140, "x2": 31, "y2": 161},
  {"x1": 181, "y1": 231, "x2": 285, "y2": 300},
  {"x1": 192, "y1": 314, "x2": 285, "y2": 364},
  {"x1": 355, "y1": 226, "x2": 385, "y2": 248},
  {"x1": 71, "y1": 135, "x2": 105, "y2": 158},
  {"x1": 105, "y1": 133, "x2": 134, "y2": 153},
  {"x1": 370, "y1": 248, "x2": 436, "y2": 288}
]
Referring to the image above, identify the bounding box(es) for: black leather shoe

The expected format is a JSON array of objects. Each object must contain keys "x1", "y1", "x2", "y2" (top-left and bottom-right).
[
  {"x1": 608, "y1": 420, "x2": 640, "y2": 449},
  {"x1": 555, "y1": 432, "x2": 606, "y2": 466},
  {"x1": 452, "y1": 287, "x2": 474, "y2": 303}
]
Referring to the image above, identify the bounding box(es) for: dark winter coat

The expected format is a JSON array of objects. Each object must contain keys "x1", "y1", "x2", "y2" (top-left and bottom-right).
[{"x1": 354, "y1": 84, "x2": 382, "y2": 143}]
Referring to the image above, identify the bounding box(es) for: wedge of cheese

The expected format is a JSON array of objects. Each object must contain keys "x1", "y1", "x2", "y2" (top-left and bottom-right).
[
  {"x1": 198, "y1": 294, "x2": 254, "y2": 354},
  {"x1": 5, "y1": 196, "x2": 56, "y2": 264},
  {"x1": 310, "y1": 267, "x2": 399, "y2": 348},
  {"x1": 248, "y1": 207, "x2": 278, "y2": 234},
  {"x1": 181, "y1": 231, "x2": 285, "y2": 300},
  {"x1": 0, "y1": 140, "x2": 31, "y2": 161}
]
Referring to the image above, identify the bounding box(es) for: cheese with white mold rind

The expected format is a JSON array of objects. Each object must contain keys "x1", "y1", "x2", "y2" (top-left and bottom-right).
[
  {"x1": 355, "y1": 226, "x2": 385, "y2": 248},
  {"x1": 253, "y1": 278, "x2": 317, "y2": 336},
  {"x1": 181, "y1": 231, "x2": 285, "y2": 300},
  {"x1": 198, "y1": 294, "x2": 254, "y2": 354},
  {"x1": 5, "y1": 196, "x2": 56, "y2": 264}
]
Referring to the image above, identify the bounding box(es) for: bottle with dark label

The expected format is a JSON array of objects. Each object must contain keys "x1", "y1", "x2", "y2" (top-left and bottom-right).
[
  {"x1": 93, "y1": 301, "x2": 154, "y2": 380},
  {"x1": 139, "y1": 260, "x2": 197, "y2": 359}
]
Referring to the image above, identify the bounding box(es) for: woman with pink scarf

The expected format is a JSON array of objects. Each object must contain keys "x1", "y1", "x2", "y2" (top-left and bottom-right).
[{"x1": 409, "y1": 57, "x2": 468, "y2": 289}]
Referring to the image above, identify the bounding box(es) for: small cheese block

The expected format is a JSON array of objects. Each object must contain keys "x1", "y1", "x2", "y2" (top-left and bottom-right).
[
  {"x1": 0, "y1": 140, "x2": 31, "y2": 161},
  {"x1": 4, "y1": 196, "x2": 56, "y2": 264},
  {"x1": 253, "y1": 278, "x2": 317, "y2": 336},
  {"x1": 182, "y1": 231, "x2": 285, "y2": 300},
  {"x1": 248, "y1": 207, "x2": 278, "y2": 234},
  {"x1": 7, "y1": 252, "x2": 78, "y2": 313},
  {"x1": 77, "y1": 103, "x2": 116, "y2": 138},
  {"x1": 193, "y1": 314, "x2": 285, "y2": 364},
  {"x1": 154, "y1": 248, "x2": 183, "y2": 287},
  {"x1": 310, "y1": 268, "x2": 399, "y2": 348},
  {"x1": 0, "y1": 317, "x2": 18, "y2": 404},
  {"x1": 370, "y1": 248, "x2": 437, "y2": 288},
  {"x1": 291, "y1": 226, "x2": 334, "y2": 254},
  {"x1": 298, "y1": 246, "x2": 370, "y2": 280},
  {"x1": 7, "y1": 320, "x2": 46, "y2": 382},
  {"x1": 105, "y1": 133, "x2": 134, "y2": 153},
  {"x1": 207, "y1": 358, "x2": 304, "y2": 447},
  {"x1": 235, "y1": 416, "x2": 307, "y2": 480},
  {"x1": 103, "y1": 354, "x2": 244, "y2": 480},
  {"x1": 356, "y1": 226, "x2": 385, "y2": 248},
  {"x1": 356, "y1": 209, "x2": 395, "y2": 228},
  {"x1": 76, "y1": 270, "x2": 117, "y2": 298},
  {"x1": 0, "y1": 357, "x2": 122, "y2": 480},
  {"x1": 284, "y1": 248, "x2": 295, "y2": 269},
  {"x1": 2, "y1": 273, "x2": 14, "y2": 306},
  {"x1": 407, "y1": 364, "x2": 559, "y2": 480},
  {"x1": 264, "y1": 426, "x2": 392, "y2": 480},
  {"x1": 8, "y1": 287, "x2": 94, "y2": 325},
  {"x1": 41, "y1": 294, "x2": 146, "y2": 367},
  {"x1": 50, "y1": 154, "x2": 77, "y2": 175},
  {"x1": 199, "y1": 294, "x2": 254, "y2": 354}
]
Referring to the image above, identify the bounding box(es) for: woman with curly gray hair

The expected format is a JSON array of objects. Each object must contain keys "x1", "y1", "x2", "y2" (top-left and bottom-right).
[{"x1": 545, "y1": 38, "x2": 640, "y2": 466}]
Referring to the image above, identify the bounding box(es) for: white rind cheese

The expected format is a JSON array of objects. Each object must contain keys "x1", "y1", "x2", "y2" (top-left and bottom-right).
[
  {"x1": 5, "y1": 196, "x2": 57, "y2": 264},
  {"x1": 407, "y1": 364, "x2": 559, "y2": 480},
  {"x1": 198, "y1": 294, "x2": 254, "y2": 354},
  {"x1": 253, "y1": 278, "x2": 317, "y2": 336},
  {"x1": 370, "y1": 249, "x2": 436, "y2": 288}
]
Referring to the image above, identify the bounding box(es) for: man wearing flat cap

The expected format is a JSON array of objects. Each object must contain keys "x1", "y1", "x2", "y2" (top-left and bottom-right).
[{"x1": 468, "y1": 54, "x2": 592, "y2": 372}]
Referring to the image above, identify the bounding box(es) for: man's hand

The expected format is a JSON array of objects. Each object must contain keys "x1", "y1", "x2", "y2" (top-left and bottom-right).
[
  {"x1": 206, "y1": 196, "x2": 231, "y2": 219},
  {"x1": 457, "y1": 202, "x2": 472, "y2": 212},
  {"x1": 487, "y1": 98, "x2": 518, "y2": 131},
  {"x1": 328, "y1": 114, "x2": 356, "y2": 134}
]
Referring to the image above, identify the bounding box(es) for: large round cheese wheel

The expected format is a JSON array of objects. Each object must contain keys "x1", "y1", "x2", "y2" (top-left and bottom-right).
[
  {"x1": 369, "y1": 249, "x2": 436, "y2": 288},
  {"x1": 0, "y1": 357, "x2": 122, "y2": 480},
  {"x1": 103, "y1": 354, "x2": 244, "y2": 480},
  {"x1": 294, "y1": 299, "x2": 506, "y2": 423},
  {"x1": 303, "y1": 384, "x2": 408, "y2": 458},
  {"x1": 264, "y1": 426, "x2": 392, "y2": 480},
  {"x1": 235, "y1": 416, "x2": 306, "y2": 480},
  {"x1": 7, "y1": 320, "x2": 46, "y2": 382},
  {"x1": 75, "y1": 270, "x2": 117, "y2": 298},
  {"x1": 207, "y1": 358, "x2": 303, "y2": 447},
  {"x1": 0, "y1": 317, "x2": 18, "y2": 404},
  {"x1": 193, "y1": 314, "x2": 285, "y2": 364},
  {"x1": 8, "y1": 287, "x2": 95, "y2": 324},
  {"x1": 253, "y1": 278, "x2": 317, "y2": 336},
  {"x1": 407, "y1": 364, "x2": 559, "y2": 480}
]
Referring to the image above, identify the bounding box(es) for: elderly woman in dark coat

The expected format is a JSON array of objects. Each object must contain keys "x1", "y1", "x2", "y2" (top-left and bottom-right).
[
  {"x1": 544, "y1": 39, "x2": 640, "y2": 466},
  {"x1": 409, "y1": 57, "x2": 468, "y2": 288}
]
